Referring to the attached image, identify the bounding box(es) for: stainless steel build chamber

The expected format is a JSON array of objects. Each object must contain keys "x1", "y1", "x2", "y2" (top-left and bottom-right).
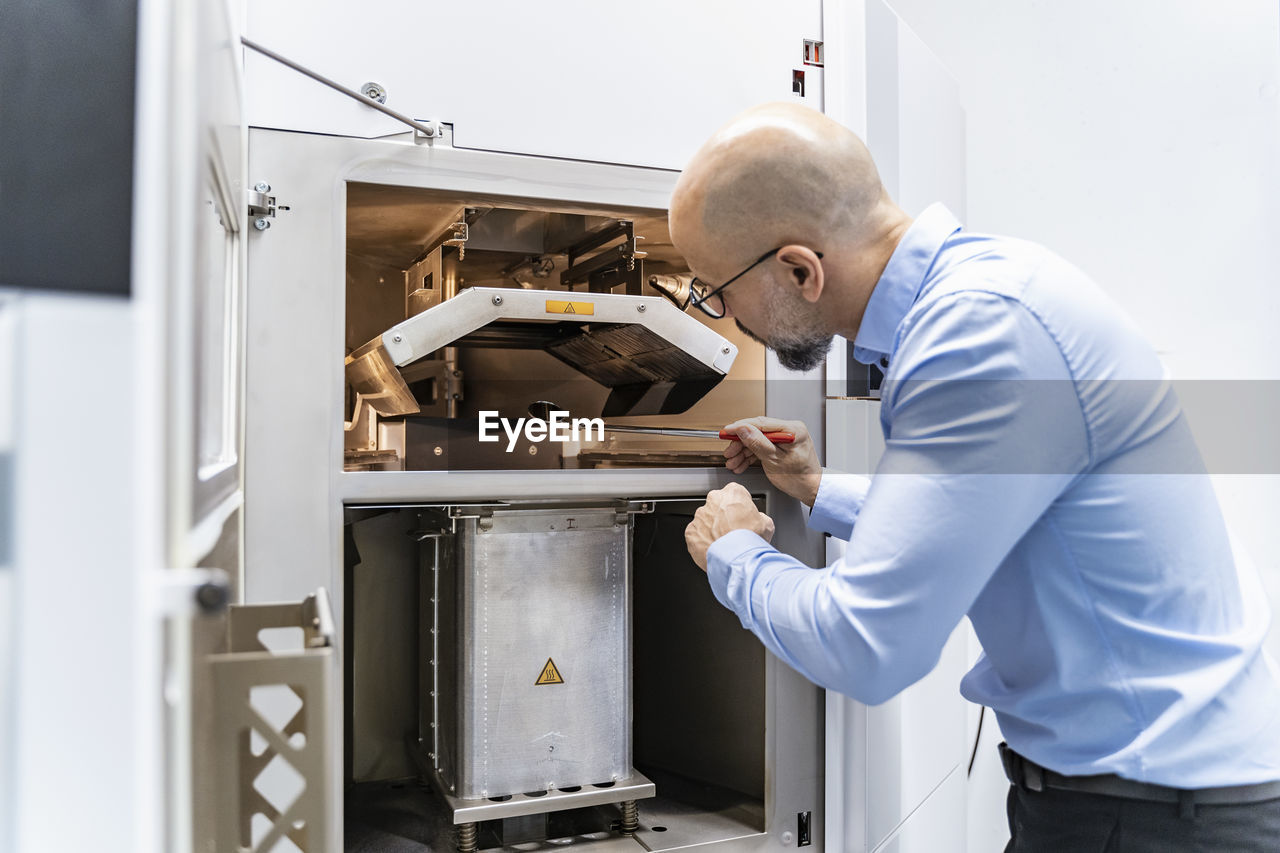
[
  {"x1": 345, "y1": 498, "x2": 775, "y2": 851},
  {"x1": 426, "y1": 503, "x2": 650, "y2": 804}
]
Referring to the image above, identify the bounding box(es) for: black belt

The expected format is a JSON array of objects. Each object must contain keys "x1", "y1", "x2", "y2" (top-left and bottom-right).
[{"x1": 998, "y1": 742, "x2": 1280, "y2": 818}]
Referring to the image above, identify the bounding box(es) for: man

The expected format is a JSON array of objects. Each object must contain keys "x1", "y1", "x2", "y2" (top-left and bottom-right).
[{"x1": 675, "y1": 103, "x2": 1280, "y2": 851}]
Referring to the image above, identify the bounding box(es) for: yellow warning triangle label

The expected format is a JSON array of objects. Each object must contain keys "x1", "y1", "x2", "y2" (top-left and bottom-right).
[
  {"x1": 535, "y1": 657, "x2": 564, "y2": 685},
  {"x1": 544, "y1": 300, "x2": 594, "y2": 316}
]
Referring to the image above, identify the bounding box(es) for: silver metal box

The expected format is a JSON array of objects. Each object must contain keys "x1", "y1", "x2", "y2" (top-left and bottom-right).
[{"x1": 431, "y1": 506, "x2": 634, "y2": 800}]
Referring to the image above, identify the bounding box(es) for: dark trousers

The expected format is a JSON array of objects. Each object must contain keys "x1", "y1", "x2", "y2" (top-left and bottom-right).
[{"x1": 1004, "y1": 783, "x2": 1280, "y2": 852}]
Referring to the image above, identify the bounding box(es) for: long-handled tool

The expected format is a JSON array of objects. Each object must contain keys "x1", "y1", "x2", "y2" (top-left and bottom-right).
[
  {"x1": 596, "y1": 424, "x2": 796, "y2": 443},
  {"x1": 527, "y1": 401, "x2": 795, "y2": 444}
]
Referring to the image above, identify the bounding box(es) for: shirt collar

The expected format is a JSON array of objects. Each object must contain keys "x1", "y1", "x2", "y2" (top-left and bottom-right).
[{"x1": 851, "y1": 203, "x2": 963, "y2": 366}]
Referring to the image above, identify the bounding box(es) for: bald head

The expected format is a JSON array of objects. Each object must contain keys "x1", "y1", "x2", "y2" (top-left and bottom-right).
[
  {"x1": 671, "y1": 102, "x2": 889, "y2": 267},
  {"x1": 667, "y1": 104, "x2": 911, "y2": 367}
]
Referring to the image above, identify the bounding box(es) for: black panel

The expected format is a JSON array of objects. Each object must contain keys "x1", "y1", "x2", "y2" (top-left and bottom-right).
[
  {"x1": 0, "y1": 0, "x2": 138, "y2": 296},
  {"x1": 846, "y1": 351, "x2": 885, "y2": 397}
]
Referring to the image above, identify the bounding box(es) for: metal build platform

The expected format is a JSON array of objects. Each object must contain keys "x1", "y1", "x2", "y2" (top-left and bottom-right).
[
  {"x1": 440, "y1": 773, "x2": 655, "y2": 826},
  {"x1": 346, "y1": 767, "x2": 764, "y2": 852}
]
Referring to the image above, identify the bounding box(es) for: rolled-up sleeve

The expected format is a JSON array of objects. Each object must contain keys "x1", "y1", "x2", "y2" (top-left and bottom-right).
[{"x1": 705, "y1": 292, "x2": 1090, "y2": 705}]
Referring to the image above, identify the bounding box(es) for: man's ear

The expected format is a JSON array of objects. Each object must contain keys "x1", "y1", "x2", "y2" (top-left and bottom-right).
[{"x1": 777, "y1": 245, "x2": 824, "y2": 303}]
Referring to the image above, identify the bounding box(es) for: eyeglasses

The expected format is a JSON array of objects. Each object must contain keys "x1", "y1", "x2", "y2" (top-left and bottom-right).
[{"x1": 686, "y1": 247, "x2": 823, "y2": 319}]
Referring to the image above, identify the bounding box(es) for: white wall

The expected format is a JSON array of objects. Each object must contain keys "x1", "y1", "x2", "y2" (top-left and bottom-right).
[
  {"x1": 886, "y1": 1, "x2": 1280, "y2": 377},
  {"x1": 877, "y1": 2, "x2": 1280, "y2": 849}
]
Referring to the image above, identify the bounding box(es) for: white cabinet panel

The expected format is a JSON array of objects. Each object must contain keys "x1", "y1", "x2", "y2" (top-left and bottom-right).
[
  {"x1": 245, "y1": 0, "x2": 824, "y2": 168},
  {"x1": 0, "y1": 296, "x2": 12, "y2": 852},
  {"x1": 894, "y1": 15, "x2": 965, "y2": 219},
  {"x1": 864, "y1": 0, "x2": 965, "y2": 218},
  {"x1": 872, "y1": 768, "x2": 966, "y2": 853},
  {"x1": 864, "y1": 629, "x2": 968, "y2": 849},
  {"x1": 9, "y1": 295, "x2": 153, "y2": 853},
  {"x1": 824, "y1": 397, "x2": 969, "y2": 852}
]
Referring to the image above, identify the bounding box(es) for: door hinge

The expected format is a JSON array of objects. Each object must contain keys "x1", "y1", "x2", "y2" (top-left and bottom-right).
[{"x1": 248, "y1": 182, "x2": 289, "y2": 231}]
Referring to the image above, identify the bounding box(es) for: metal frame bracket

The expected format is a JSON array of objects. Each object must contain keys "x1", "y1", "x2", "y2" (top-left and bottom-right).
[
  {"x1": 413, "y1": 119, "x2": 452, "y2": 143},
  {"x1": 561, "y1": 220, "x2": 649, "y2": 293},
  {"x1": 248, "y1": 182, "x2": 289, "y2": 231}
]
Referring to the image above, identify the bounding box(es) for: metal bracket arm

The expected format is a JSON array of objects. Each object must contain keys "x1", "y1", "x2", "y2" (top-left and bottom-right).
[
  {"x1": 381, "y1": 287, "x2": 738, "y2": 375},
  {"x1": 241, "y1": 37, "x2": 445, "y2": 139}
]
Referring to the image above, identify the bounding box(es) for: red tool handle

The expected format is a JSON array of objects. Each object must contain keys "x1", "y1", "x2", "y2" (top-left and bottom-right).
[{"x1": 718, "y1": 429, "x2": 796, "y2": 444}]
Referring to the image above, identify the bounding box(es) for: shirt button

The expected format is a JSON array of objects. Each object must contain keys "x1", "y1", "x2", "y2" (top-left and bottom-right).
[{"x1": 879, "y1": 356, "x2": 889, "y2": 369}]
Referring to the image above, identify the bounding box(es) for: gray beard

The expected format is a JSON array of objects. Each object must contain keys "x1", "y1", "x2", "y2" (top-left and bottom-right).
[
  {"x1": 774, "y1": 336, "x2": 833, "y2": 371},
  {"x1": 735, "y1": 319, "x2": 833, "y2": 372}
]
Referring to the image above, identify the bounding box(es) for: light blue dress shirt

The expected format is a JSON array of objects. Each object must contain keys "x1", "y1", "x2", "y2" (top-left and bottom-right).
[{"x1": 707, "y1": 204, "x2": 1280, "y2": 787}]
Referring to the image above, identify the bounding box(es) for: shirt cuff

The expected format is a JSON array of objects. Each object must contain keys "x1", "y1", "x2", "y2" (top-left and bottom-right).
[
  {"x1": 706, "y1": 528, "x2": 774, "y2": 620},
  {"x1": 806, "y1": 472, "x2": 870, "y2": 540}
]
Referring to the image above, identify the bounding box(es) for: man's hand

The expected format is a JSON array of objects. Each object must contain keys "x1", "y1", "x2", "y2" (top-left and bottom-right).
[
  {"x1": 723, "y1": 416, "x2": 823, "y2": 506},
  {"x1": 684, "y1": 482, "x2": 776, "y2": 571}
]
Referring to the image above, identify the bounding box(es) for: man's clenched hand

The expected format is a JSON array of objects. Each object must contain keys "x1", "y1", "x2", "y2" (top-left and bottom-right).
[
  {"x1": 684, "y1": 482, "x2": 775, "y2": 571},
  {"x1": 722, "y1": 416, "x2": 823, "y2": 507}
]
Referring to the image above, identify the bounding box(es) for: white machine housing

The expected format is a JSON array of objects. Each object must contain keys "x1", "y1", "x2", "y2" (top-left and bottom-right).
[{"x1": 0, "y1": 3, "x2": 973, "y2": 853}]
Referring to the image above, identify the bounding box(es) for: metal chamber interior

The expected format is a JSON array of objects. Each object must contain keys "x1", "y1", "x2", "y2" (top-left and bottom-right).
[
  {"x1": 343, "y1": 500, "x2": 766, "y2": 850},
  {"x1": 340, "y1": 183, "x2": 774, "y2": 850},
  {"x1": 344, "y1": 183, "x2": 766, "y2": 472}
]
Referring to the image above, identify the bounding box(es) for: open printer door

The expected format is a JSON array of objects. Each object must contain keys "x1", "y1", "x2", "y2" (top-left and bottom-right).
[{"x1": 2, "y1": 0, "x2": 291, "y2": 852}]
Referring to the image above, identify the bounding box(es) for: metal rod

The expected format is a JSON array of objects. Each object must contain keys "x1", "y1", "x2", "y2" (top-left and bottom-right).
[
  {"x1": 601, "y1": 424, "x2": 796, "y2": 443},
  {"x1": 240, "y1": 36, "x2": 440, "y2": 138},
  {"x1": 431, "y1": 536, "x2": 440, "y2": 773},
  {"x1": 530, "y1": 402, "x2": 794, "y2": 443},
  {"x1": 602, "y1": 424, "x2": 722, "y2": 439}
]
